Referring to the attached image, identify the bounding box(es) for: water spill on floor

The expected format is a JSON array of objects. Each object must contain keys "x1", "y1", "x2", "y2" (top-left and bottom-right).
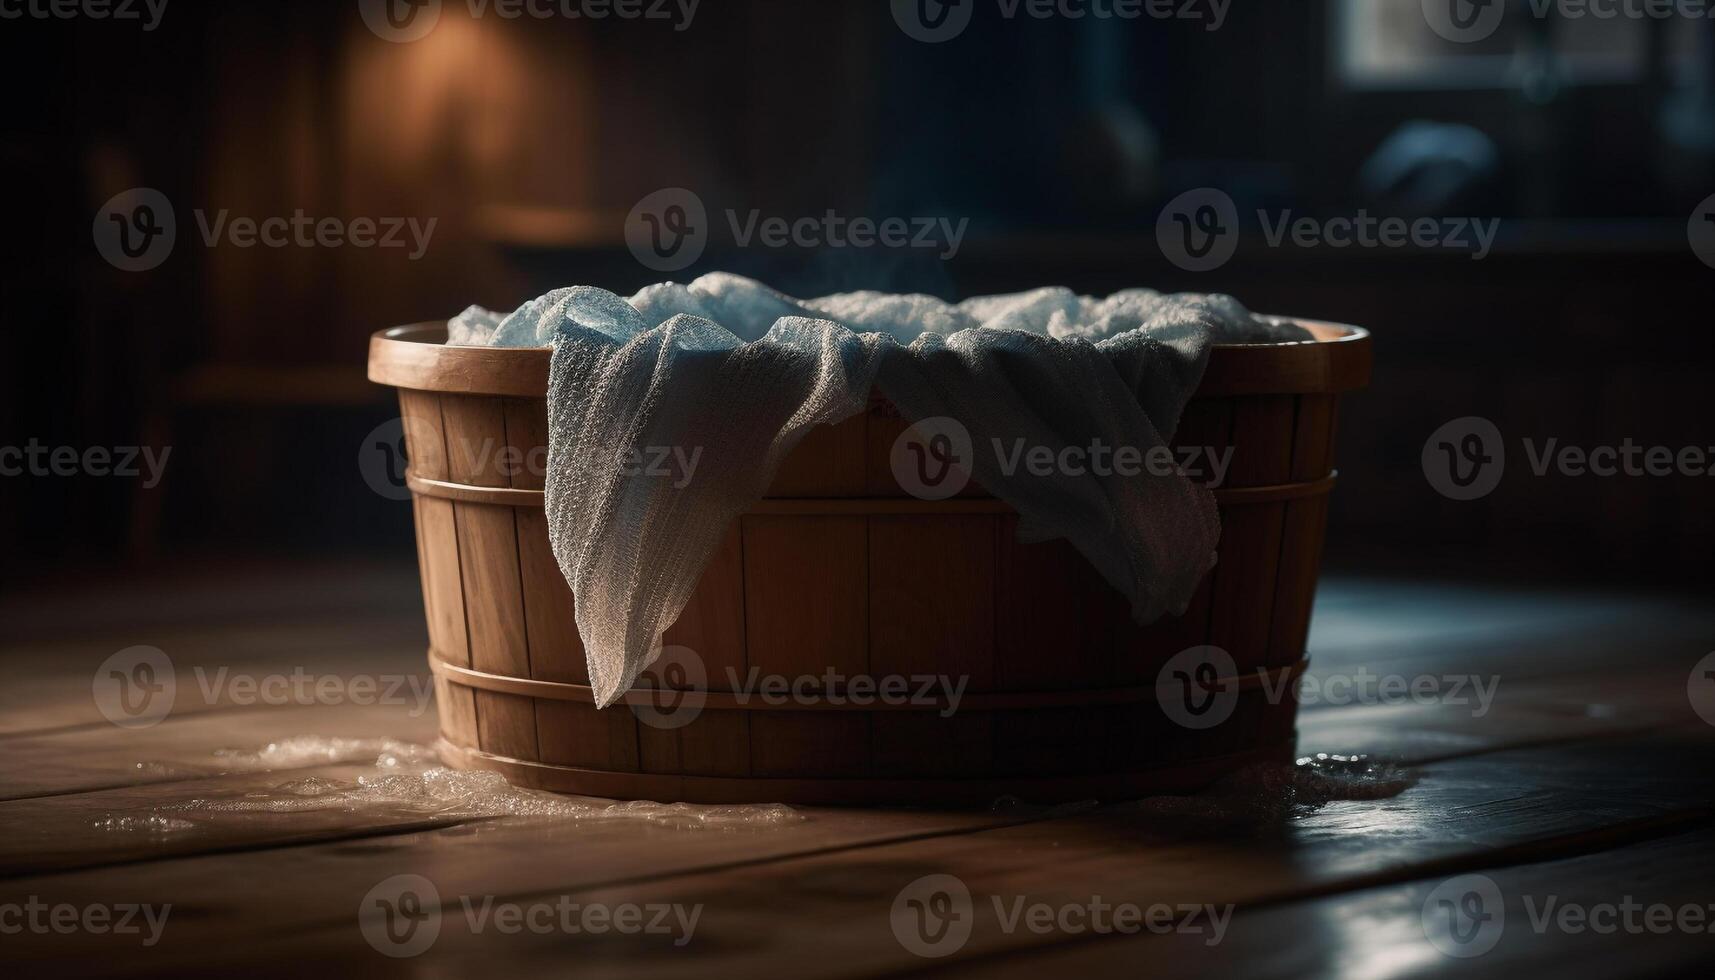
[
  {"x1": 1105, "y1": 753, "x2": 1417, "y2": 834},
  {"x1": 99, "y1": 736, "x2": 802, "y2": 833},
  {"x1": 100, "y1": 738, "x2": 1413, "y2": 837},
  {"x1": 209, "y1": 735, "x2": 437, "y2": 772},
  {"x1": 90, "y1": 814, "x2": 198, "y2": 835}
]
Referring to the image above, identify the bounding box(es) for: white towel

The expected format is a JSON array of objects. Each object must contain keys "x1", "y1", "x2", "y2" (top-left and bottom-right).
[{"x1": 458, "y1": 274, "x2": 1308, "y2": 707}]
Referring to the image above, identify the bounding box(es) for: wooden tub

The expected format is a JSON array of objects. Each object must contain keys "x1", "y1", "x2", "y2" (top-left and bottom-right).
[{"x1": 367, "y1": 320, "x2": 1371, "y2": 805}]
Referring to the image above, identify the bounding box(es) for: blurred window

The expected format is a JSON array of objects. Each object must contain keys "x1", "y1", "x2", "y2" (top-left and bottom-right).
[{"x1": 1337, "y1": 0, "x2": 1698, "y2": 89}]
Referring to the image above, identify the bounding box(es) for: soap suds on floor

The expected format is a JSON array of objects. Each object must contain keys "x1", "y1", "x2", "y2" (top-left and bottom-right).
[
  {"x1": 210, "y1": 735, "x2": 437, "y2": 771},
  {"x1": 106, "y1": 736, "x2": 803, "y2": 831},
  {"x1": 91, "y1": 815, "x2": 198, "y2": 835},
  {"x1": 105, "y1": 737, "x2": 1410, "y2": 837}
]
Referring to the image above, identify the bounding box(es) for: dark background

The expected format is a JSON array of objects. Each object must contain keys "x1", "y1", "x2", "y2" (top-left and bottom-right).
[{"x1": 2, "y1": 0, "x2": 1712, "y2": 593}]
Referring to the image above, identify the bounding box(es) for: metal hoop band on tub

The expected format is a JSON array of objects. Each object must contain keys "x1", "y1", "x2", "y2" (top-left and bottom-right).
[
  {"x1": 404, "y1": 471, "x2": 1339, "y2": 510},
  {"x1": 427, "y1": 653, "x2": 1308, "y2": 712}
]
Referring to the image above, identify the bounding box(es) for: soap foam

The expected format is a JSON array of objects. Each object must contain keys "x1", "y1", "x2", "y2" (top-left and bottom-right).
[
  {"x1": 140, "y1": 736, "x2": 802, "y2": 829},
  {"x1": 211, "y1": 735, "x2": 438, "y2": 771},
  {"x1": 92, "y1": 814, "x2": 197, "y2": 835}
]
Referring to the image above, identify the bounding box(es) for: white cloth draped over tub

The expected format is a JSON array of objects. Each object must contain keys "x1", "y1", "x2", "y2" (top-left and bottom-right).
[{"x1": 452, "y1": 274, "x2": 1310, "y2": 707}]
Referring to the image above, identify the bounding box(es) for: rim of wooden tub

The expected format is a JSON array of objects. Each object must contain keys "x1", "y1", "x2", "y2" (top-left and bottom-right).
[{"x1": 368, "y1": 318, "x2": 1373, "y2": 397}]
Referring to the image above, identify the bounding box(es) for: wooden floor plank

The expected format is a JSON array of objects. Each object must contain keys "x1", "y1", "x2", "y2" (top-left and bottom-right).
[
  {"x1": 4, "y1": 729, "x2": 1709, "y2": 975},
  {"x1": 0, "y1": 559, "x2": 427, "y2": 737},
  {"x1": 0, "y1": 702, "x2": 440, "y2": 801},
  {"x1": 0, "y1": 803, "x2": 1026, "y2": 972},
  {"x1": 932, "y1": 827, "x2": 1715, "y2": 978},
  {"x1": 0, "y1": 764, "x2": 500, "y2": 877},
  {"x1": 1297, "y1": 660, "x2": 1704, "y2": 765},
  {"x1": 1, "y1": 658, "x2": 1678, "y2": 879},
  {"x1": 333, "y1": 733, "x2": 1708, "y2": 979},
  {"x1": 6, "y1": 565, "x2": 1711, "y2": 976}
]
